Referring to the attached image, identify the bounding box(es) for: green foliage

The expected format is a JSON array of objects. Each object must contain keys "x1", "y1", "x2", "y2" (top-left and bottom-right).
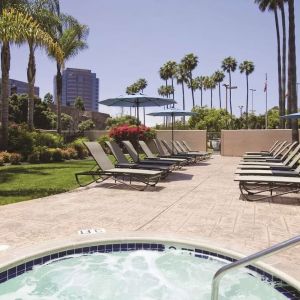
[
  {"x1": 32, "y1": 132, "x2": 63, "y2": 148},
  {"x1": 74, "y1": 96, "x2": 85, "y2": 111},
  {"x1": 105, "y1": 115, "x2": 139, "y2": 129},
  {"x1": 43, "y1": 92, "x2": 54, "y2": 105},
  {"x1": 70, "y1": 137, "x2": 89, "y2": 159},
  {"x1": 222, "y1": 56, "x2": 238, "y2": 73},
  {"x1": 78, "y1": 119, "x2": 95, "y2": 132},
  {"x1": 98, "y1": 134, "x2": 111, "y2": 148},
  {"x1": 9, "y1": 153, "x2": 22, "y2": 165},
  {"x1": 189, "y1": 106, "x2": 231, "y2": 132},
  {"x1": 51, "y1": 148, "x2": 64, "y2": 162},
  {"x1": 0, "y1": 151, "x2": 11, "y2": 163},
  {"x1": 61, "y1": 113, "x2": 74, "y2": 130},
  {"x1": 28, "y1": 151, "x2": 40, "y2": 164},
  {"x1": 0, "y1": 157, "x2": 4, "y2": 167},
  {"x1": 267, "y1": 107, "x2": 280, "y2": 129}
]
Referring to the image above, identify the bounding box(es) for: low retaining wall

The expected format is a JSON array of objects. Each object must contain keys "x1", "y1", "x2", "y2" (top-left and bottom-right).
[
  {"x1": 84, "y1": 130, "x2": 207, "y2": 152},
  {"x1": 221, "y1": 129, "x2": 293, "y2": 157}
]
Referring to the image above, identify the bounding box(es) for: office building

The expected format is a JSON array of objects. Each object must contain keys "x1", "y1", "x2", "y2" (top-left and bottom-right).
[
  {"x1": 1, "y1": 79, "x2": 40, "y2": 96},
  {"x1": 54, "y1": 68, "x2": 99, "y2": 112}
]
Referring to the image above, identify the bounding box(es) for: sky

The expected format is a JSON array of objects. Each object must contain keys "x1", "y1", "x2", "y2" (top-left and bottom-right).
[{"x1": 8, "y1": 0, "x2": 300, "y2": 126}]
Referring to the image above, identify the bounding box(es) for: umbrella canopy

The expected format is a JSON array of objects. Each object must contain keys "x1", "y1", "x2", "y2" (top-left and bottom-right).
[
  {"x1": 148, "y1": 108, "x2": 197, "y2": 154},
  {"x1": 99, "y1": 94, "x2": 176, "y2": 108},
  {"x1": 147, "y1": 108, "x2": 196, "y2": 117},
  {"x1": 281, "y1": 112, "x2": 300, "y2": 120}
]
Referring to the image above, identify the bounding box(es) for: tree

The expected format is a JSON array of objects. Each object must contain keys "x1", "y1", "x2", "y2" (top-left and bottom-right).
[
  {"x1": 255, "y1": 0, "x2": 287, "y2": 128},
  {"x1": 158, "y1": 85, "x2": 174, "y2": 98},
  {"x1": 21, "y1": 0, "x2": 63, "y2": 131},
  {"x1": 78, "y1": 119, "x2": 95, "y2": 133},
  {"x1": 74, "y1": 96, "x2": 85, "y2": 111},
  {"x1": 181, "y1": 53, "x2": 198, "y2": 107},
  {"x1": 136, "y1": 78, "x2": 147, "y2": 93},
  {"x1": 175, "y1": 64, "x2": 188, "y2": 110},
  {"x1": 239, "y1": 60, "x2": 255, "y2": 128},
  {"x1": 0, "y1": 6, "x2": 62, "y2": 149},
  {"x1": 287, "y1": 0, "x2": 298, "y2": 141},
  {"x1": 48, "y1": 1, "x2": 88, "y2": 134},
  {"x1": 221, "y1": 56, "x2": 237, "y2": 116},
  {"x1": 194, "y1": 76, "x2": 205, "y2": 107},
  {"x1": 164, "y1": 61, "x2": 177, "y2": 100},
  {"x1": 213, "y1": 70, "x2": 225, "y2": 109},
  {"x1": 203, "y1": 76, "x2": 217, "y2": 109},
  {"x1": 43, "y1": 92, "x2": 54, "y2": 105}
]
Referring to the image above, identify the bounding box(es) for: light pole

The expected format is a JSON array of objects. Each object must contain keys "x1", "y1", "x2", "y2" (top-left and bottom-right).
[
  {"x1": 223, "y1": 84, "x2": 237, "y2": 116},
  {"x1": 249, "y1": 88, "x2": 256, "y2": 114},
  {"x1": 238, "y1": 105, "x2": 244, "y2": 117},
  {"x1": 297, "y1": 83, "x2": 300, "y2": 98}
]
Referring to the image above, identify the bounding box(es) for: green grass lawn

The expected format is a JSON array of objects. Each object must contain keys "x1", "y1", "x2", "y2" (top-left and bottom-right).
[{"x1": 0, "y1": 159, "x2": 97, "y2": 205}]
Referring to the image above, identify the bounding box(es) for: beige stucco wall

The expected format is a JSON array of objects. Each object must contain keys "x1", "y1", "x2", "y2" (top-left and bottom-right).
[
  {"x1": 221, "y1": 129, "x2": 293, "y2": 157},
  {"x1": 85, "y1": 130, "x2": 207, "y2": 152}
]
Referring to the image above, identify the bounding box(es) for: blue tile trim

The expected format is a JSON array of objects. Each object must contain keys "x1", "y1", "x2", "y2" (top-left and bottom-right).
[{"x1": 0, "y1": 242, "x2": 298, "y2": 299}]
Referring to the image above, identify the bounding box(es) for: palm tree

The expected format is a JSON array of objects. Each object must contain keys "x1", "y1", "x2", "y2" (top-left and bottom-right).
[
  {"x1": 48, "y1": 2, "x2": 88, "y2": 133},
  {"x1": 213, "y1": 70, "x2": 225, "y2": 109},
  {"x1": 221, "y1": 56, "x2": 237, "y2": 116},
  {"x1": 287, "y1": 0, "x2": 298, "y2": 141},
  {"x1": 164, "y1": 61, "x2": 177, "y2": 101},
  {"x1": 136, "y1": 78, "x2": 148, "y2": 124},
  {"x1": 203, "y1": 76, "x2": 217, "y2": 109},
  {"x1": 255, "y1": 0, "x2": 286, "y2": 128},
  {"x1": 239, "y1": 60, "x2": 255, "y2": 128},
  {"x1": 22, "y1": 0, "x2": 62, "y2": 130},
  {"x1": 181, "y1": 53, "x2": 198, "y2": 107},
  {"x1": 159, "y1": 65, "x2": 168, "y2": 87},
  {"x1": 175, "y1": 64, "x2": 188, "y2": 111},
  {"x1": 194, "y1": 76, "x2": 205, "y2": 107},
  {"x1": 0, "y1": 6, "x2": 63, "y2": 149}
]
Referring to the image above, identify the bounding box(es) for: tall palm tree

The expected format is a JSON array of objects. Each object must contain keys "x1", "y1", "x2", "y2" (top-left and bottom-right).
[
  {"x1": 22, "y1": 0, "x2": 62, "y2": 130},
  {"x1": 0, "y1": 6, "x2": 62, "y2": 149},
  {"x1": 203, "y1": 76, "x2": 217, "y2": 109},
  {"x1": 213, "y1": 70, "x2": 225, "y2": 109},
  {"x1": 136, "y1": 78, "x2": 148, "y2": 124},
  {"x1": 255, "y1": 0, "x2": 285, "y2": 128},
  {"x1": 159, "y1": 65, "x2": 168, "y2": 88},
  {"x1": 287, "y1": 0, "x2": 298, "y2": 141},
  {"x1": 164, "y1": 61, "x2": 177, "y2": 101},
  {"x1": 221, "y1": 56, "x2": 237, "y2": 116},
  {"x1": 239, "y1": 60, "x2": 255, "y2": 128},
  {"x1": 175, "y1": 64, "x2": 188, "y2": 110},
  {"x1": 48, "y1": 2, "x2": 88, "y2": 133},
  {"x1": 181, "y1": 53, "x2": 198, "y2": 107},
  {"x1": 194, "y1": 76, "x2": 205, "y2": 107}
]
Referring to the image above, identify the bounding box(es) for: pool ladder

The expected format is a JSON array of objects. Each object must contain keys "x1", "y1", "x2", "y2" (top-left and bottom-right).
[{"x1": 211, "y1": 235, "x2": 300, "y2": 300}]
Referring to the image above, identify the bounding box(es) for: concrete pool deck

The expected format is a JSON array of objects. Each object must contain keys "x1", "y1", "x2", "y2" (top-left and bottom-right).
[{"x1": 0, "y1": 155, "x2": 299, "y2": 280}]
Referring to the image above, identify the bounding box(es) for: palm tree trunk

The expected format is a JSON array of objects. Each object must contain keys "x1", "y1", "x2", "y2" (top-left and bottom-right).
[
  {"x1": 210, "y1": 89, "x2": 213, "y2": 109},
  {"x1": 181, "y1": 81, "x2": 185, "y2": 124},
  {"x1": 200, "y1": 88, "x2": 203, "y2": 107},
  {"x1": 229, "y1": 71, "x2": 232, "y2": 116},
  {"x1": 218, "y1": 83, "x2": 221, "y2": 109},
  {"x1": 27, "y1": 43, "x2": 36, "y2": 131},
  {"x1": 171, "y1": 78, "x2": 175, "y2": 108},
  {"x1": 56, "y1": 63, "x2": 62, "y2": 134},
  {"x1": 1, "y1": 41, "x2": 10, "y2": 150},
  {"x1": 287, "y1": 0, "x2": 298, "y2": 142},
  {"x1": 280, "y1": 2, "x2": 287, "y2": 128},
  {"x1": 190, "y1": 73, "x2": 195, "y2": 107},
  {"x1": 246, "y1": 74, "x2": 249, "y2": 129},
  {"x1": 274, "y1": 9, "x2": 284, "y2": 128}
]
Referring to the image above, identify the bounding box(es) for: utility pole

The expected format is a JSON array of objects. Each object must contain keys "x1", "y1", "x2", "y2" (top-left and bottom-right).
[{"x1": 249, "y1": 88, "x2": 256, "y2": 114}]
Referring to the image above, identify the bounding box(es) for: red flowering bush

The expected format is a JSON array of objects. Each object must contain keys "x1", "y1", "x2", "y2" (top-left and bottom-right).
[{"x1": 109, "y1": 125, "x2": 156, "y2": 148}]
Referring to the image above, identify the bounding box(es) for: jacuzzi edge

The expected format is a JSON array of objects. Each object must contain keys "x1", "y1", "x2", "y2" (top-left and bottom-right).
[{"x1": 0, "y1": 235, "x2": 299, "y2": 293}]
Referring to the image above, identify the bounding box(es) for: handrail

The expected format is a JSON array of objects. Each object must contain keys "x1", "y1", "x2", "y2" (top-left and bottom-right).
[{"x1": 211, "y1": 235, "x2": 300, "y2": 300}]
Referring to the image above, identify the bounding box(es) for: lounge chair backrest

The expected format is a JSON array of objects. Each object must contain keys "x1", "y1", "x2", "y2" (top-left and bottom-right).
[
  {"x1": 139, "y1": 141, "x2": 156, "y2": 158},
  {"x1": 153, "y1": 139, "x2": 168, "y2": 156},
  {"x1": 161, "y1": 140, "x2": 178, "y2": 154},
  {"x1": 284, "y1": 143, "x2": 300, "y2": 165},
  {"x1": 84, "y1": 142, "x2": 114, "y2": 171},
  {"x1": 105, "y1": 141, "x2": 128, "y2": 164},
  {"x1": 182, "y1": 140, "x2": 192, "y2": 151},
  {"x1": 273, "y1": 141, "x2": 287, "y2": 157},
  {"x1": 172, "y1": 141, "x2": 182, "y2": 153},
  {"x1": 274, "y1": 142, "x2": 291, "y2": 158},
  {"x1": 289, "y1": 153, "x2": 300, "y2": 172},
  {"x1": 175, "y1": 141, "x2": 186, "y2": 152},
  {"x1": 269, "y1": 140, "x2": 279, "y2": 152},
  {"x1": 122, "y1": 141, "x2": 139, "y2": 163},
  {"x1": 279, "y1": 142, "x2": 297, "y2": 160}
]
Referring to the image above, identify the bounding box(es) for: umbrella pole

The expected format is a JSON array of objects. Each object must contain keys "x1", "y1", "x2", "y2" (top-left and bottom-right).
[{"x1": 172, "y1": 114, "x2": 174, "y2": 155}]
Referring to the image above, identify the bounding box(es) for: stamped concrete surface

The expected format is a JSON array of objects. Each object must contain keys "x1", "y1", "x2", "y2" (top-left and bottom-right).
[{"x1": 0, "y1": 156, "x2": 299, "y2": 280}]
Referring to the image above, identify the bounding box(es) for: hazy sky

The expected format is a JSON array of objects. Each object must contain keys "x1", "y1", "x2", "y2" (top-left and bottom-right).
[{"x1": 8, "y1": 0, "x2": 300, "y2": 126}]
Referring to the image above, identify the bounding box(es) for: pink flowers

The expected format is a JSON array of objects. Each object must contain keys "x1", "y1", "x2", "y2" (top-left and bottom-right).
[{"x1": 109, "y1": 125, "x2": 155, "y2": 143}]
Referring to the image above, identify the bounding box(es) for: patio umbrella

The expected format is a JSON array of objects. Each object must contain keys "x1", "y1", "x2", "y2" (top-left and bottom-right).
[
  {"x1": 281, "y1": 112, "x2": 300, "y2": 120},
  {"x1": 148, "y1": 108, "x2": 196, "y2": 154}
]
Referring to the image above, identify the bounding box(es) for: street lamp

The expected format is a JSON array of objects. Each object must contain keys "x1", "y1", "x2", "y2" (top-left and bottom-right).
[
  {"x1": 223, "y1": 84, "x2": 237, "y2": 115},
  {"x1": 238, "y1": 105, "x2": 244, "y2": 117},
  {"x1": 249, "y1": 88, "x2": 256, "y2": 114}
]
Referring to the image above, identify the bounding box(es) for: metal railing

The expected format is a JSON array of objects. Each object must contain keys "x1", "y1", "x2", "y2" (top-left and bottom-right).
[{"x1": 211, "y1": 235, "x2": 300, "y2": 300}]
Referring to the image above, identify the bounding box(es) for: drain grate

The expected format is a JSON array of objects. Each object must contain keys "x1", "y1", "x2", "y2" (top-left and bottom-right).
[{"x1": 78, "y1": 228, "x2": 106, "y2": 235}]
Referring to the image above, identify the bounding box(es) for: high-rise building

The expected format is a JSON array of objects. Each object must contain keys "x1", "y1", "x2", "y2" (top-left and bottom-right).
[
  {"x1": 1, "y1": 79, "x2": 40, "y2": 96},
  {"x1": 54, "y1": 68, "x2": 99, "y2": 112}
]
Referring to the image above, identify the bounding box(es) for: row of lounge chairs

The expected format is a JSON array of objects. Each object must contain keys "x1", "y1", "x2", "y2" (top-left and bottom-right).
[
  {"x1": 75, "y1": 139, "x2": 210, "y2": 191},
  {"x1": 234, "y1": 140, "x2": 300, "y2": 201}
]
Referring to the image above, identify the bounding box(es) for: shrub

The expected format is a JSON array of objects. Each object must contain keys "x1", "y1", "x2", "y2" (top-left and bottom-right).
[
  {"x1": 98, "y1": 135, "x2": 111, "y2": 153},
  {"x1": 71, "y1": 138, "x2": 89, "y2": 159},
  {"x1": 109, "y1": 125, "x2": 156, "y2": 148},
  {"x1": 0, "y1": 156, "x2": 4, "y2": 166},
  {"x1": 8, "y1": 124, "x2": 34, "y2": 158},
  {"x1": 39, "y1": 147, "x2": 52, "y2": 163},
  {"x1": 32, "y1": 132, "x2": 64, "y2": 148},
  {"x1": 0, "y1": 151, "x2": 11, "y2": 163},
  {"x1": 10, "y1": 153, "x2": 22, "y2": 165},
  {"x1": 51, "y1": 148, "x2": 64, "y2": 162},
  {"x1": 61, "y1": 149, "x2": 71, "y2": 160},
  {"x1": 65, "y1": 147, "x2": 78, "y2": 159},
  {"x1": 78, "y1": 119, "x2": 95, "y2": 132},
  {"x1": 28, "y1": 151, "x2": 40, "y2": 164}
]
